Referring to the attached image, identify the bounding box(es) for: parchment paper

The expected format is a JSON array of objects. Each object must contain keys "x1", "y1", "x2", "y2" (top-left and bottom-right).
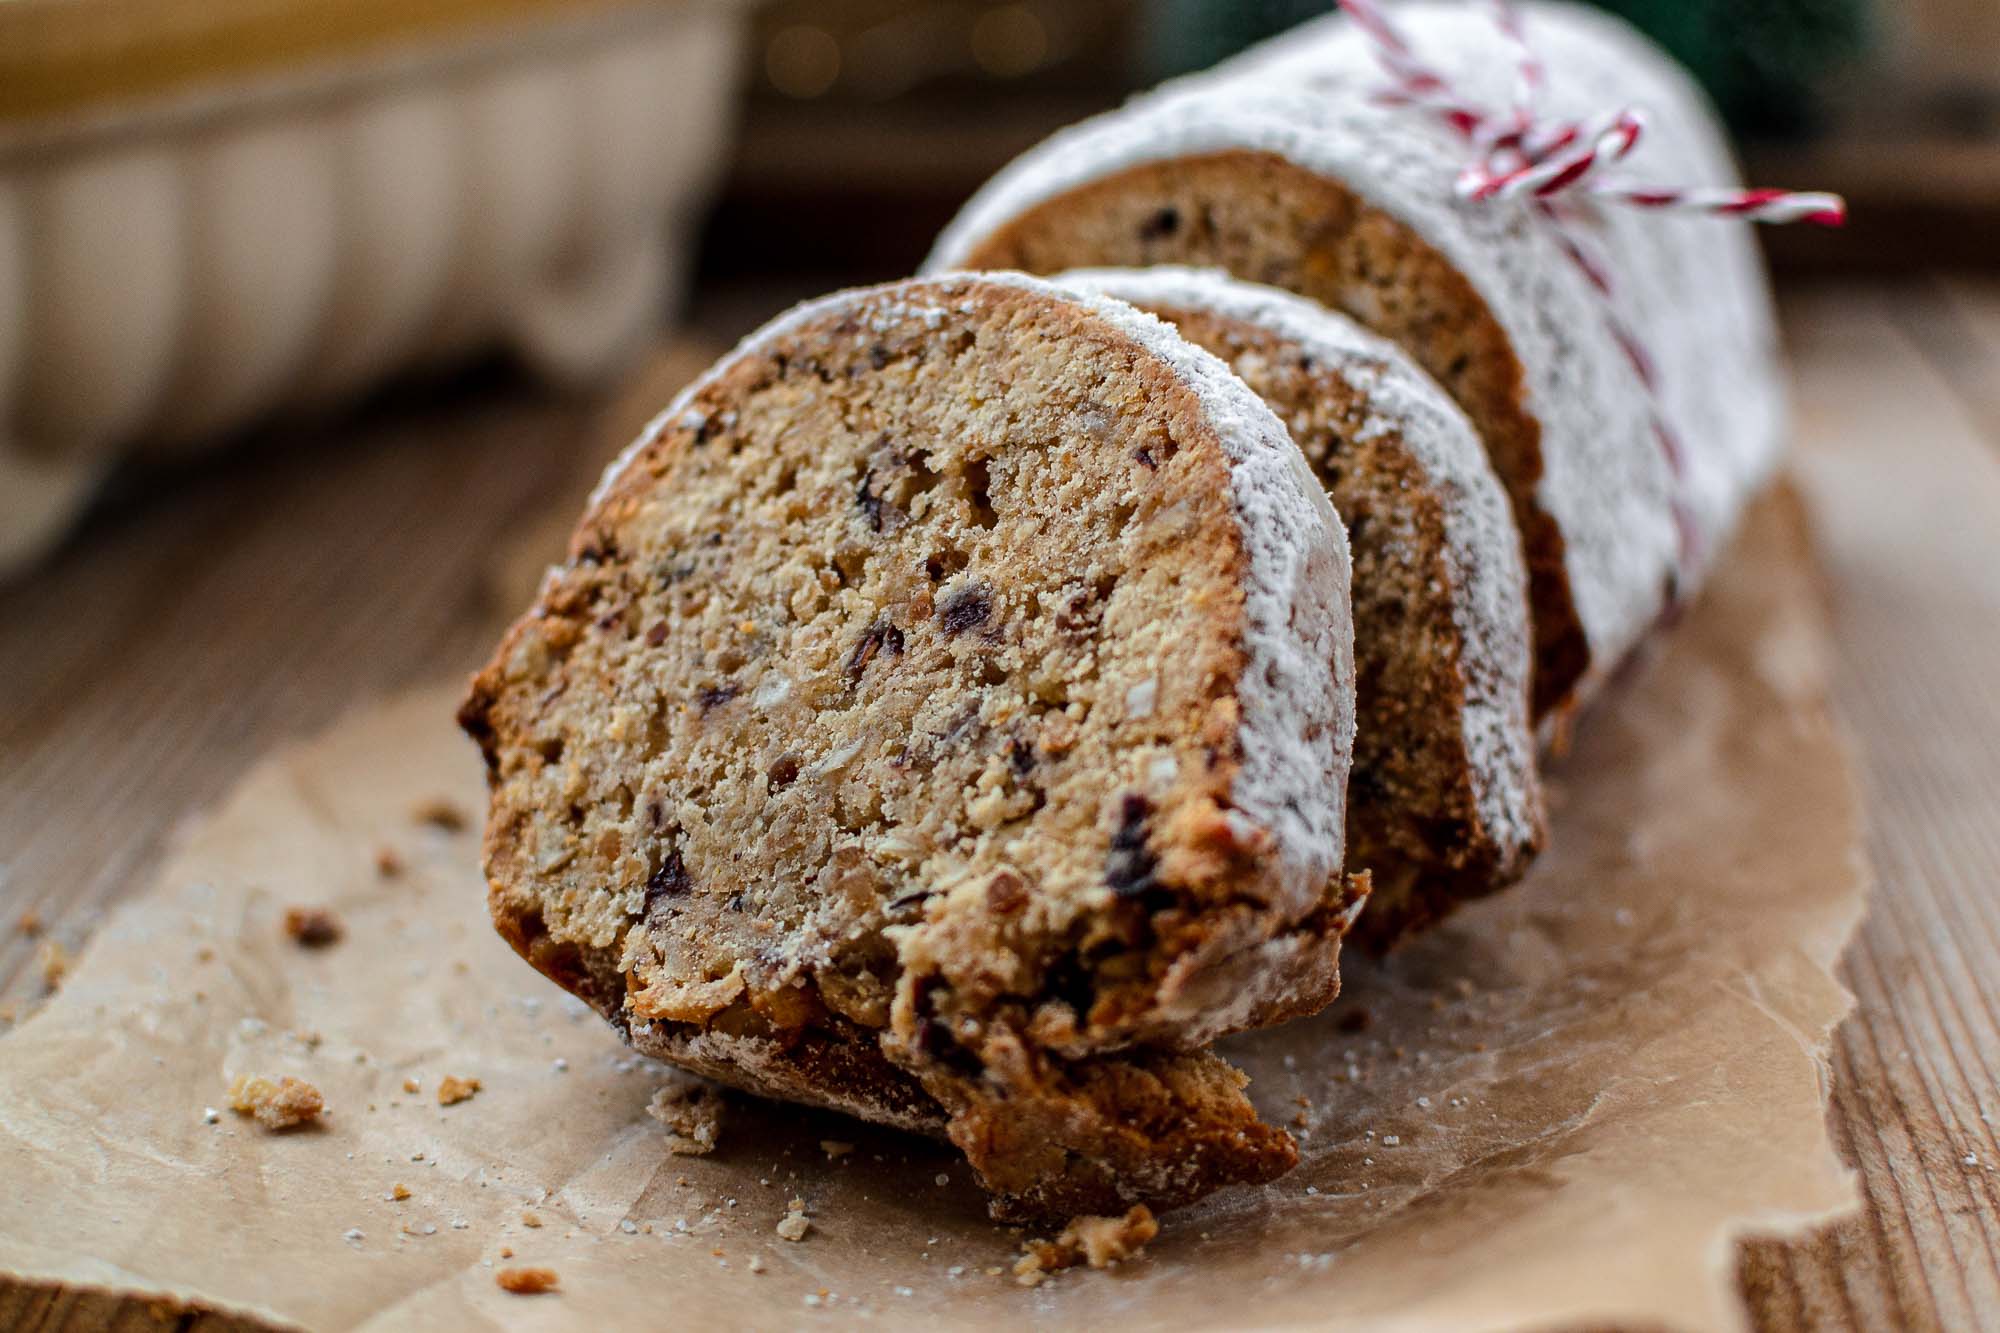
[{"x1": 0, "y1": 488, "x2": 1866, "y2": 1331}]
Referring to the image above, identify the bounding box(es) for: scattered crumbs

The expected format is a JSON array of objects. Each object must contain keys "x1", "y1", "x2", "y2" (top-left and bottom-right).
[
  {"x1": 227, "y1": 1073, "x2": 325, "y2": 1130},
  {"x1": 894, "y1": 1285, "x2": 915, "y2": 1297},
  {"x1": 1382, "y1": 1135, "x2": 1402, "y2": 1147},
  {"x1": 37, "y1": 939, "x2": 70, "y2": 992},
  {"x1": 619, "y1": 1219, "x2": 638, "y2": 1235},
  {"x1": 934, "y1": 1174, "x2": 949, "y2": 1187},
  {"x1": 776, "y1": 1199, "x2": 811, "y2": 1242},
  {"x1": 437, "y1": 1075, "x2": 481, "y2": 1106},
  {"x1": 403, "y1": 1077, "x2": 421, "y2": 1094},
  {"x1": 820, "y1": 1140, "x2": 854, "y2": 1160},
  {"x1": 499, "y1": 1245, "x2": 513, "y2": 1259},
  {"x1": 495, "y1": 1266, "x2": 559, "y2": 1295},
  {"x1": 552, "y1": 1058, "x2": 569, "y2": 1073},
  {"x1": 343, "y1": 1229, "x2": 364, "y2": 1244},
  {"x1": 647, "y1": 1077, "x2": 725, "y2": 1155},
  {"x1": 413, "y1": 798, "x2": 468, "y2": 833},
  {"x1": 388, "y1": 1184, "x2": 411, "y2": 1201},
  {"x1": 747, "y1": 1255, "x2": 767, "y2": 1275},
  {"x1": 1966, "y1": 1153, "x2": 1981, "y2": 1167},
  {"x1": 202, "y1": 1107, "x2": 220, "y2": 1125},
  {"x1": 373, "y1": 846, "x2": 404, "y2": 879},
  {"x1": 946, "y1": 1265, "x2": 965, "y2": 1278},
  {"x1": 282, "y1": 906, "x2": 344, "y2": 948},
  {"x1": 521, "y1": 1211, "x2": 543, "y2": 1228},
  {"x1": 802, "y1": 1294, "x2": 823, "y2": 1308},
  {"x1": 451, "y1": 1219, "x2": 469, "y2": 1230},
  {"x1": 1416, "y1": 1096, "x2": 1432, "y2": 1109},
  {"x1": 1014, "y1": 1205, "x2": 1158, "y2": 1285},
  {"x1": 16, "y1": 910, "x2": 42, "y2": 937}
]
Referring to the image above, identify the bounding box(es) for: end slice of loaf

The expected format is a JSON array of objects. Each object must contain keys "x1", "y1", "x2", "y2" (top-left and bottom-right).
[
  {"x1": 1062, "y1": 267, "x2": 1543, "y2": 941},
  {"x1": 926, "y1": 3, "x2": 1787, "y2": 721},
  {"x1": 460, "y1": 272, "x2": 1362, "y2": 1220}
]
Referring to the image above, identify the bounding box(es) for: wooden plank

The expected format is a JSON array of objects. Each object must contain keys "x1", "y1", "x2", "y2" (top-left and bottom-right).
[{"x1": 1740, "y1": 283, "x2": 2000, "y2": 1332}]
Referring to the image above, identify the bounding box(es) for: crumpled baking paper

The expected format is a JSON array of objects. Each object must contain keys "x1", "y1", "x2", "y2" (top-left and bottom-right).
[{"x1": 0, "y1": 488, "x2": 1865, "y2": 1331}]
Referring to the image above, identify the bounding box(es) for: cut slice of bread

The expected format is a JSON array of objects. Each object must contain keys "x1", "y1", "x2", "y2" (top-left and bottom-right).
[
  {"x1": 1062, "y1": 267, "x2": 1542, "y2": 941},
  {"x1": 927, "y1": 4, "x2": 1787, "y2": 722},
  {"x1": 460, "y1": 272, "x2": 1363, "y2": 1220}
]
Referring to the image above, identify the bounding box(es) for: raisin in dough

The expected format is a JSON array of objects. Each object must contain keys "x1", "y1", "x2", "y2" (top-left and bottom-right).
[
  {"x1": 1062, "y1": 267, "x2": 1541, "y2": 941},
  {"x1": 461, "y1": 273, "x2": 1362, "y2": 1220},
  {"x1": 927, "y1": 1, "x2": 1786, "y2": 721}
]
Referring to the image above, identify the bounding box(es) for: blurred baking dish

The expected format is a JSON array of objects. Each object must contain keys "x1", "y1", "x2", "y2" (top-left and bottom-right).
[{"x1": 0, "y1": 0, "x2": 754, "y2": 574}]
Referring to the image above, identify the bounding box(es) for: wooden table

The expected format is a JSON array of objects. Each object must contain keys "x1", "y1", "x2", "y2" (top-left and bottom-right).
[{"x1": 3, "y1": 279, "x2": 1997, "y2": 1331}]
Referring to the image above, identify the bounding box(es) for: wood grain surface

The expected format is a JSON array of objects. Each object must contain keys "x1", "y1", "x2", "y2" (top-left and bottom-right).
[{"x1": 2, "y1": 282, "x2": 1997, "y2": 1331}]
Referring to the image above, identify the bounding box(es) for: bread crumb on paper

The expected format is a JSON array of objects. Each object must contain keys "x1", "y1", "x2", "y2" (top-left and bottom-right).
[
  {"x1": 1014, "y1": 1205, "x2": 1158, "y2": 1285},
  {"x1": 412, "y1": 798, "x2": 467, "y2": 833},
  {"x1": 520, "y1": 1211, "x2": 543, "y2": 1228},
  {"x1": 437, "y1": 1075, "x2": 481, "y2": 1106},
  {"x1": 227, "y1": 1073, "x2": 325, "y2": 1130},
  {"x1": 496, "y1": 1266, "x2": 559, "y2": 1295},
  {"x1": 282, "y1": 906, "x2": 344, "y2": 948},
  {"x1": 775, "y1": 1199, "x2": 810, "y2": 1242},
  {"x1": 647, "y1": 1077, "x2": 724, "y2": 1155},
  {"x1": 37, "y1": 939, "x2": 70, "y2": 991}
]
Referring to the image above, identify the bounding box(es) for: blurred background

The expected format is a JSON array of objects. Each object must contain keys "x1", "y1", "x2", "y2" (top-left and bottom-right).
[{"x1": 1, "y1": 0, "x2": 1995, "y2": 578}]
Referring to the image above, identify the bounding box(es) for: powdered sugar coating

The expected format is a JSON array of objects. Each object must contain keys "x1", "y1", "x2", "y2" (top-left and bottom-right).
[
  {"x1": 1207, "y1": 1, "x2": 1786, "y2": 589},
  {"x1": 1060, "y1": 265, "x2": 1538, "y2": 862},
  {"x1": 592, "y1": 272, "x2": 1354, "y2": 920},
  {"x1": 927, "y1": 2, "x2": 1785, "y2": 700}
]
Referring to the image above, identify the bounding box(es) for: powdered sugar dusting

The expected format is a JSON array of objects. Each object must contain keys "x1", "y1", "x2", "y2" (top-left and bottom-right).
[
  {"x1": 927, "y1": 1, "x2": 1785, "y2": 701},
  {"x1": 1060, "y1": 266, "x2": 1538, "y2": 858}
]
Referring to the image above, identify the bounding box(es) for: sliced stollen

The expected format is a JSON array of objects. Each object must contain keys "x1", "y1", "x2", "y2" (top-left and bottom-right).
[
  {"x1": 460, "y1": 273, "x2": 1363, "y2": 1220},
  {"x1": 1061, "y1": 267, "x2": 1541, "y2": 941},
  {"x1": 927, "y1": 1, "x2": 1786, "y2": 721}
]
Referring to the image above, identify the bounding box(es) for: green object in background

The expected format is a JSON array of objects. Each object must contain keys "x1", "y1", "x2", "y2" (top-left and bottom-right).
[{"x1": 1139, "y1": 0, "x2": 1871, "y2": 136}]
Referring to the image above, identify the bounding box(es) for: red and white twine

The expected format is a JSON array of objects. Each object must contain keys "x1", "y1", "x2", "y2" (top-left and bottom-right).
[{"x1": 1334, "y1": 0, "x2": 1846, "y2": 591}]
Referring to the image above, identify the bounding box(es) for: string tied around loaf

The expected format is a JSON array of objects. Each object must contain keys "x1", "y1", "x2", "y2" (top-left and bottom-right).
[{"x1": 1333, "y1": 0, "x2": 1846, "y2": 597}]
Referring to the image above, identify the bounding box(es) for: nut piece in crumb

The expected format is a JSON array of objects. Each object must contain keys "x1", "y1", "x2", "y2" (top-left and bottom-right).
[
  {"x1": 412, "y1": 797, "x2": 467, "y2": 832},
  {"x1": 389, "y1": 1183, "x2": 411, "y2": 1201},
  {"x1": 436, "y1": 1074, "x2": 481, "y2": 1106},
  {"x1": 495, "y1": 1266, "x2": 559, "y2": 1295},
  {"x1": 775, "y1": 1200, "x2": 811, "y2": 1242},
  {"x1": 1014, "y1": 1205, "x2": 1158, "y2": 1285},
  {"x1": 282, "y1": 906, "x2": 344, "y2": 948},
  {"x1": 36, "y1": 939, "x2": 70, "y2": 991},
  {"x1": 227, "y1": 1073, "x2": 325, "y2": 1130},
  {"x1": 646, "y1": 1076, "x2": 724, "y2": 1155}
]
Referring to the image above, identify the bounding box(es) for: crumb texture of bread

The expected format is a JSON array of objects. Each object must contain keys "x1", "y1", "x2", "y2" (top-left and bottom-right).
[
  {"x1": 1062, "y1": 267, "x2": 1542, "y2": 939},
  {"x1": 226, "y1": 1073, "x2": 324, "y2": 1130},
  {"x1": 461, "y1": 273, "x2": 1356, "y2": 1220},
  {"x1": 927, "y1": 3, "x2": 1787, "y2": 718}
]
